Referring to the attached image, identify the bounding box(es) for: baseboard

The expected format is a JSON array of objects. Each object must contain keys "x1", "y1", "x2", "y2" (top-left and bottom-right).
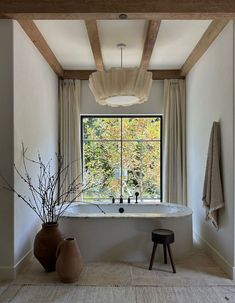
[
  {"x1": 0, "y1": 249, "x2": 33, "y2": 281},
  {"x1": 193, "y1": 231, "x2": 234, "y2": 279}
]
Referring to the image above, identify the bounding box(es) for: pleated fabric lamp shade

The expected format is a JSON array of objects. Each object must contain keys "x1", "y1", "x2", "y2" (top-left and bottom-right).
[{"x1": 89, "y1": 67, "x2": 153, "y2": 107}]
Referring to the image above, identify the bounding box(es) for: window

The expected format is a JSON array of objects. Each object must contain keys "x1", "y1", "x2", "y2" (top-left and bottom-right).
[{"x1": 81, "y1": 116, "x2": 162, "y2": 202}]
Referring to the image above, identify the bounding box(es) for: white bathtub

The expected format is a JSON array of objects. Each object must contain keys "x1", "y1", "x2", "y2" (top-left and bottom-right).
[
  {"x1": 60, "y1": 202, "x2": 193, "y2": 262},
  {"x1": 62, "y1": 202, "x2": 192, "y2": 218}
]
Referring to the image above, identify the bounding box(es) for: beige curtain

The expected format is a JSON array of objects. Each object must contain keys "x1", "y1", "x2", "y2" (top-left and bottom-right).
[
  {"x1": 59, "y1": 79, "x2": 81, "y2": 201},
  {"x1": 163, "y1": 79, "x2": 187, "y2": 205}
]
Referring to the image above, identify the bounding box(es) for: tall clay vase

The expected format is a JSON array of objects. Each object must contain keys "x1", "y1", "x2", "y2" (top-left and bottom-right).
[
  {"x1": 34, "y1": 223, "x2": 64, "y2": 272},
  {"x1": 56, "y1": 238, "x2": 83, "y2": 283}
]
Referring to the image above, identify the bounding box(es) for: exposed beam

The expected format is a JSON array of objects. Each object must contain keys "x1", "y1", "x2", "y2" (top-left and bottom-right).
[
  {"x1": 140, "y1": 20, "x2": 161, "y2": 70},
  {"x1": 180, "y1": 19, "x2": 229, "y2": 76},
  {"x1": 85, "y1": 20, "x2": 104, "y2": 71},
  {"x1": 63, "y1": 70, "x2": 96, "y2": 80},
  {"x1": 1, "y1": 1, "x2": 235, "y2": 19},
  {"x1": 63, "y1": 70, "x2": 185, "y2": 80},
  {"x1": 151, "y1": 70, "x2": 185, "y2": 80},
  {"x1": 17, "y1": 20, "x2": 63, "y2": 77}
]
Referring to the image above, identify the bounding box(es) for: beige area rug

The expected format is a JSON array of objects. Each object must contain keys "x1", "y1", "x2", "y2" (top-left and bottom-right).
[
  {"x1": 135, "y1": 286, "x2": 235, "y2": 303},
  {"x1": 0, "y1": 285, "x2": 235, "y2": 303},
  {"x1": 0, "y1": 286, "x2": 8, "y2": 296}
]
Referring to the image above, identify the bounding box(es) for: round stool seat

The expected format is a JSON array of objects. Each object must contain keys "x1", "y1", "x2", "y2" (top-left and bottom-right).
[{"x1": 152, "y1": 229, "x2": 174, "y2": 244}]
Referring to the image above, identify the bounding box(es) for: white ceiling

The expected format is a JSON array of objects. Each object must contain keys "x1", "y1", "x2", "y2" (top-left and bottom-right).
[
  {"x1": 35, "y1": 20, "x2": 96, "y2": 69},
  {"x1": 150, "y1": 20, "x2": 211, "y2": 69},
  {"x1": 35, "y1": 20, "x2": 212, "y2": 70},
  {"x1": 97, "y1": 20, "x2": 147, "y2": 68}
]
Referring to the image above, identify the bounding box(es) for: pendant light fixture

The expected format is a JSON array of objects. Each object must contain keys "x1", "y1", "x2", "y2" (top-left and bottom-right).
[{"x1": 89, "y1": 43, "x2": 153, "y2": 107}]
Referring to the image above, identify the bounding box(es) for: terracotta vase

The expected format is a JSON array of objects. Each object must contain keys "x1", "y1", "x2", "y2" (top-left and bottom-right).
[
  {"x1": 34, "y1": 222, "x2": 64, "y2": 272},
  {"x1": 56, "y1": 237, "x2": 83, "y2": 283}
]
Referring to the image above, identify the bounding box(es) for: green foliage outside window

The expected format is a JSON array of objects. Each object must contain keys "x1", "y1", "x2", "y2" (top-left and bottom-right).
[{"x1": 82, "y1": 116, "x2": 161, "y2": 201}]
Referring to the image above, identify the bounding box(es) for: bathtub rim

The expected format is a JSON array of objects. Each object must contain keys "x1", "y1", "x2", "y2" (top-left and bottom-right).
[{"x1": 61, "y1": 201, "x2": 193, "y2": 219}]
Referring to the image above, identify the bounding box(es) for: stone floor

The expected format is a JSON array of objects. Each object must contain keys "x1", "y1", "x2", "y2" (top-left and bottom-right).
[{"x1": 0, "y1": 249, "x2": 235, "y2": 302}]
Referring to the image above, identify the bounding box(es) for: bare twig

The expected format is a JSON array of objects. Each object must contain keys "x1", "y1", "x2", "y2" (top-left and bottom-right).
[{"x1": 0, "y1": 144, "x2": 105, "y2": 223}]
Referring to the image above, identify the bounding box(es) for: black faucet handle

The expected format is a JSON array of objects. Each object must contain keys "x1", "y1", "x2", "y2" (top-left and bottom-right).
[
  {"x1": 128, "y1": 196, "x2": 133, "y2": 203},
  {"x1": 135, "y1": 192, "x2": 139, "y2": 203},
  {"x1": 120, "y1": 195, "x2": 123, "y2": 203},
  {"x1": 110, "y1": 196, "x2": 115, "y2": 203}
]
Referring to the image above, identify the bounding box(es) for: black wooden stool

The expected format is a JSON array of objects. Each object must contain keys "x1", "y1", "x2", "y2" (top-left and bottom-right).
[{"x1": 149, "y1": 229, "x2": 176, "y2": 273}]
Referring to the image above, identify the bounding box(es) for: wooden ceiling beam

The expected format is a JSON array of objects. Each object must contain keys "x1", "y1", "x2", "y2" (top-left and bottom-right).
[
  {"x1": 140, "y1": 20, "x2": 161, "y2": 70},
  {"x1": 63, "y1": 69, "x2": 185, "y2": 80},
  {"x1": 17, "y1": 20, "x2": 63, "y2": 77},
  {"x1": 1, "y1": 1, "x2": 235, "y2": 19},
  {"x1": 85, "y1": 20, "x2": 104, "y2": 71},
  {"x1": 180, "y1": 19, "x2": 229, "y2": 76},
  {"x1": 63, "y1": 70, "x2": 96, "y2": 80}
]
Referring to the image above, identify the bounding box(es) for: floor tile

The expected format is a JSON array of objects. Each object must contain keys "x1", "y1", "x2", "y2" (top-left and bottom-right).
[
  {"x1": 13, "y1": 249, "x2": 234, "y2": 287},
  {"x1": 131, "y1": 263, "x2": 157, "y2": 286},
  {"x1": 195, "y1": 266, "x2": 234, "y2": 286},
  {"x1": 14, "y1": 260, "x2": 60, "y2": 285},
  {"x1": 79, "y1": 262, "x2": 132, "y2": 286}
]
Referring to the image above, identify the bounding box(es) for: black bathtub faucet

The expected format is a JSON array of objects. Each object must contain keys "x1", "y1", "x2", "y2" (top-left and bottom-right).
[
  {"x1": 110, "y1": 196, "x2": 115, "y2": 203},
  {"x1": 111, "y1": 195, "x2": 133, "y2": 203},
  {"x1": 135, "y1": 192, "x2": 139, "y2": 203}
]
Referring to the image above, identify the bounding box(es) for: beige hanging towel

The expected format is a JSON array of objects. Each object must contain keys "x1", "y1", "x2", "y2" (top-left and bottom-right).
[{"x1": 202, "y1": 121, "x2": 224, "y2": 229}]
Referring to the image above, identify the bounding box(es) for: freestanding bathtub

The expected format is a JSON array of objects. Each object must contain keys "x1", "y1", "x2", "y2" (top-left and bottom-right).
[{"x1": 60, "y1": 202, "x2": 193, "y2": 262}]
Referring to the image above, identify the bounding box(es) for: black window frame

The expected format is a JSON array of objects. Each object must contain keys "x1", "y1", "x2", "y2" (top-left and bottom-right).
[{"x1": 81, "y1": 115, "x2": 163, "y2": 202}]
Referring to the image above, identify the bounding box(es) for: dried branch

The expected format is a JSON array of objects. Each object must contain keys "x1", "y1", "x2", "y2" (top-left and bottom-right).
[{"x1": 0, "y1": 144, "x2": 105, "y2": 223}]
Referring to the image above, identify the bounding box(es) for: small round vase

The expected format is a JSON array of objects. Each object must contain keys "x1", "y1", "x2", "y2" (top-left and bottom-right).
[
  {"x1": 56, "y1": 237, "x2": 83, "y2": 283},
  {"x1": 34, "y1": 223, "x2": 64, "y2": 272}
]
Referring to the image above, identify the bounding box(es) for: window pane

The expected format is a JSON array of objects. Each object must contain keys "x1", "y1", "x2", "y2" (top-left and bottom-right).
[
  {"x1": 122, "y1": 141, "x2": 142, "y2": 197},
  {"x1": 83, "y1": 141, "x2": 121, "y2": 199},
  {"x1": 122, "y1": 117, "x2": 161, "y2": 140},
  {"x1": 83, "y1": 117, "x2": 121, "y2": 140},
  {"x1": 142, "y1": 142, "x2": 161, "y2": 199},
  {"x1": 122, "y1": 141, "x2": 160, "y2": 200}
]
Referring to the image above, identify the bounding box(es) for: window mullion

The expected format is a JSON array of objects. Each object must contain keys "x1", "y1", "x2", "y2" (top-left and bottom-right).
[
  {"x1": 120, "y1": 117, "x2": 123, "y2": 197},
  {"x1": 140, "y1": 141, "x2": 143, "y2": 201}
]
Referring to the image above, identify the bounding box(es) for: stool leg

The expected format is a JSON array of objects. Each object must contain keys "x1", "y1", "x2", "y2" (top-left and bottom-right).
[
  {"x1": 167, "y1": 244, "x2": 176, "y2": 273},
  {"x1": 163, "y1": 244, "x2": 167, "y2": 264},
  {"x1": 149, "y1": 243, "x2": 157, "y2": 270}
]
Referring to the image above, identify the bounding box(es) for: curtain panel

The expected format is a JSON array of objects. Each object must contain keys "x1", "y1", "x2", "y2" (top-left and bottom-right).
[
  {"x1": 163, "y1": 79, "x2": 187, "y2": 205},
  {"x1": 59, "y1": 79, "x2": 81, "y2": 201}
]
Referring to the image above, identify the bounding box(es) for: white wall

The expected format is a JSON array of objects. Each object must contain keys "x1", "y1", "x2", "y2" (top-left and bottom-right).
[
  {"x1": 0, "y1": 20, "x2": 14, "y2": 275},
  {"x1": 186, "y1": 21, "x2": 234, "y2": 276},
  {"x1": 13, "y1": 22, "x2": 58, "y2": 266},
  {"x1": 0, "y1": 20, "x2": 58, "y2": 280},
  {"x1": 81, "y1": 80, "x2": 164, "y2": 115}
]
